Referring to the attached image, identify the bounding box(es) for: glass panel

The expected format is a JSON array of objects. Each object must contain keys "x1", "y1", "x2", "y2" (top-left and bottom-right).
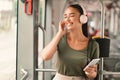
[
  {"x1": 0, "y1": 0, "x2": 17, "y2": 80},
  {"x1": 38, "y1": 0, "x2": 46, "y2": 80}
]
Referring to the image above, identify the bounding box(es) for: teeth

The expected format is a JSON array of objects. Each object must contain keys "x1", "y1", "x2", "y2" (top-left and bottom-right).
[
  {"x1": 67, "y1": 23, "x2": 72, "y2": 26},
  {"x1": 68, "y1": 24, "x2": 71, "y2": 26}
]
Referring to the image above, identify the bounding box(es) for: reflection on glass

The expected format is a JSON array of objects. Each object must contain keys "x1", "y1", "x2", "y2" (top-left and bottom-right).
[{"x1": 39, "y1": 0, "x2": 45, "y2": 27}]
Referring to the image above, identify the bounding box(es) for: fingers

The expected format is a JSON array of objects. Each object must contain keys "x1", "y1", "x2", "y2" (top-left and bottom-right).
[
  {"x1": 58, "y1": 20, "x2": 67, "y2": 36},
  {"x1": 84, "y1": 65, "x2": 97, "y2": 73},
  {"x1": 59, "y1": 20, "x2": 66, "y2": 30},
  {"x1": 84, "y1": 68, "x2": 94, "y2": 76},
  {"x1": 84, "y1": 65, "x2": 98, "y2": 79}
]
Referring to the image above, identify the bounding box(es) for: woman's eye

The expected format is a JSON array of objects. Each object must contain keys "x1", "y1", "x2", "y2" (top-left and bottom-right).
[
  {"x1": 70, "y1": 15, "x2": 75, "y2": 17},
  {"x1": 64, "y1": 16, "x2": 67, "y2": 18}
]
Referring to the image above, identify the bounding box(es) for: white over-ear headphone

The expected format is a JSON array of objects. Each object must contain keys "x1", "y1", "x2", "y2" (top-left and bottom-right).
[
  {"x1": 79, "y1": 5, "x2": 88, "y2": 24},
  {"x1": 80, "y1": 14, "x2": 88, "y2": 24}
]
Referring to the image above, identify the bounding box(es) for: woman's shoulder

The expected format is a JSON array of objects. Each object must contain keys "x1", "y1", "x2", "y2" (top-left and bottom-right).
[{"x1": 58, "y1": 35, "x2": 66, "y2": 46}]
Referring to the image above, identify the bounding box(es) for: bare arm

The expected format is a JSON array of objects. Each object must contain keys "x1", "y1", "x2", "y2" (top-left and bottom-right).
[
  {"x1": 40, "y1": 21, "x2": 66, "y2": 60},
  {"x1": 41, "y1": 32, "x2": 63, "y2": 60}
]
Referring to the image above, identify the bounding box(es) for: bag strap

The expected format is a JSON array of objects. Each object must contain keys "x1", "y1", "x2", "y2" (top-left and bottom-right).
[{"x1": 87, "y1": 39, "x2": 94, "y2": 62}]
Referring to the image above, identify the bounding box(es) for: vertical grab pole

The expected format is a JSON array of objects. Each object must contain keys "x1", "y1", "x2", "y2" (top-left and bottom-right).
[
  {"x1": 99, "y1": 1, "x2": 105, "y2": 80},
  {"x1": 100, "y1": 0, "x2": 105, "y2": 38}
]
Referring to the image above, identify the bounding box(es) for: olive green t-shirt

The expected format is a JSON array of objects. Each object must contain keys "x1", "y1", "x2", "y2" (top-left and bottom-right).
[{"x1": 57, "y1": 36, "x2": 99, "y2": 76}]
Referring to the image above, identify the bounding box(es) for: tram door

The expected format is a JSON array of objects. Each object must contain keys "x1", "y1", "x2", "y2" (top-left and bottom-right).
[{"x1": 17, "y1": 0, "x2": 39, "y2": 80}]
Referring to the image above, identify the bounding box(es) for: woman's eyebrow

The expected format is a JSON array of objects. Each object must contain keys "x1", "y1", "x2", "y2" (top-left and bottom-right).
[
  {"x1": 70, "y1": 13, "x2": 75, "y2": 15},
  {"x1": 64, "y1": 13, "x2": 75, "y2": 16}
]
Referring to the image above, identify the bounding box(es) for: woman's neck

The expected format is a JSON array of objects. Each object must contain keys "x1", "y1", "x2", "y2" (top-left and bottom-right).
[
  {"x1": 67, "y1": 33, "x2": 88, "y2": 42},
  {"x1": 67, "y1": 28, "x2": 89, "y2": 42}
]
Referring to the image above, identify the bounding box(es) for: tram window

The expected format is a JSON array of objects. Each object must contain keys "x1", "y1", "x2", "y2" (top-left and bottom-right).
[
  {"x1": 0, "y1": 0, "x2": 17, "y2": 80},
  {"x1": 38, "y1": 0, "x2": 46, "y2": 67},
  {"x1": 38, "y1": 0, "x2": 45, "y2": 28}
]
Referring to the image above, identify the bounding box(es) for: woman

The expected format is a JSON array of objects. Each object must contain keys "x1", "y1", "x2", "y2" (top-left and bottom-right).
[{"x1": 41, "y1": 4, "x2": 99, "y2": 80}]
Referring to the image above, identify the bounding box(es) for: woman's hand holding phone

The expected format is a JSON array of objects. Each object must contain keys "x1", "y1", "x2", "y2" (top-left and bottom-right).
[{"x1": 84, "y1": 64, "x2": 97, "y2": 79}]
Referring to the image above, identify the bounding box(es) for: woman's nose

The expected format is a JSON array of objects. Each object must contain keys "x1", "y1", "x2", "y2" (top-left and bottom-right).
[{"x1": 65, "y1": 17, "x2": 70, "y2": 22}]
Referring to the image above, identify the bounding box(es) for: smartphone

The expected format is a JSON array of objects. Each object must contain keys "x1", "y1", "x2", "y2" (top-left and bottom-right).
[{"x1": 84, "y1": 58, "x2": 100, "y2": 70}]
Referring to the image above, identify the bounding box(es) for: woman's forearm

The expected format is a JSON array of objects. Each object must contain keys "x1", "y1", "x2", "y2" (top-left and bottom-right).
[{"x1": 41, "y1": 32, "x2": 63, "y2": 60}]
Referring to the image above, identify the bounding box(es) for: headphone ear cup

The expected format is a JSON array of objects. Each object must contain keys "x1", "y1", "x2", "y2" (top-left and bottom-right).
[{"x1": 80, "y1": 15, "x2": 88, "y2": 24}]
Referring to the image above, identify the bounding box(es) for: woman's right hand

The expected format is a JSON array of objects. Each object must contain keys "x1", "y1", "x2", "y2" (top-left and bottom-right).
[
  {"x1": 58, "y1": 20, "x2": 67, "y2": 36},
  {"x1": 41, "y1": 20, "x2": 67, "y2": 61}
]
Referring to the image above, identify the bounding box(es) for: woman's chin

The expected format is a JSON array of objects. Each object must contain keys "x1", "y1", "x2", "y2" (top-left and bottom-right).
[{"x1": 66, "y1": 26, "x2": 72, "y2": 30}]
